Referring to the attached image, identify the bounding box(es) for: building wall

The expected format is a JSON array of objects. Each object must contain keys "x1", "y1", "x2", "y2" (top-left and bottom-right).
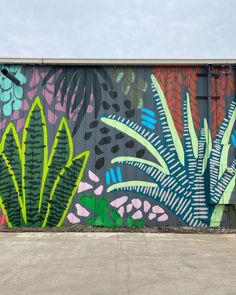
[{"x1": 0, "y1": 64, "x2": 235, "y2": 228}]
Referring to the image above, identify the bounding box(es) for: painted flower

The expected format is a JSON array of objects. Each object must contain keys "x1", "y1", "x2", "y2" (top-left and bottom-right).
[{"x1": 0, "y1": 65, "x2": 26, "y2": 116}]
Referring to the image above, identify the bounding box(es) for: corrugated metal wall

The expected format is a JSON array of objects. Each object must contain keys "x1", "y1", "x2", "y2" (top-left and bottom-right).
[{"x1": 0, "y1": 64, "x2": 235, "y2": 228}]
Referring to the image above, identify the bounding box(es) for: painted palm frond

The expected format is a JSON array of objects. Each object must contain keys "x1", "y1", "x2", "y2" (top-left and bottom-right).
[
  {"x1": 0, "y1": 97, "x2": 89, "y2": 227},
  {"x1": 101, "y1": 75, "x2": 236, "y2": 227},
  {"x1": 43, "y1": 66, "x2": 116, "y2": 136}
]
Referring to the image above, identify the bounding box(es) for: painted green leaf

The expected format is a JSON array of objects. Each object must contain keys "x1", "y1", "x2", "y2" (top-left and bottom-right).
[
  {"x1": 80, "y1": 195, "x2": 113, "y2": 227},
  {"x1": 127, "y1": 216, "x2": 144, "y2": 227},
  {"x1": 1, "y1": 123, "x2": 22, "y2": 198},
  {"x1": 0, "y1": 154, "x2": 22, "y2": 227},
  {"x1": 137, "y1": 78, "x2": 147, "y2": 92},
  {"x1": 39, "y1": 117, "x2": 73, "y2": 224},
  {"x1": 45, "y1": 151, "x2": 89, "y2": 227},
  {"x1": 109, "y1": 209, "x2": 122, "y2": 227},
  {"x1": 115, "y1": 67, "x2": 125, "y2": 83},
  {"x1": 129, "y1": 88, "x2": 139, "y2": 107},
  {"x1": 121, "y1": 78, "x2": 131, "y2": 95},
  {"x1": 22, "y1": 97, "x2": 48, "y2": 226},
  {"x1": 80, "y1": 195, "x2": 122, "y2": 227},
  {"x1": 125, "y1": 68, "x2": 135, "y2": 83},
  {"x1": 151, "y1": 75, "x2": 185, "y2": 166},
  {"x1": 101, "y1": 115, "x2": 169, "y2": 174}
]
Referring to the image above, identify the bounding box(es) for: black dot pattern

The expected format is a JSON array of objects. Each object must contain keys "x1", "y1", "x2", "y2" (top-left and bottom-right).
[
  {"x1": 99, "y1": 136, "x2": 111, "y2": 145},
  {"x1": 124, "y1": 100, "x2": 131, "y2": 109},
  {"x1": 95, "y1": 145, "x2": 104, "y2": 155},
  {"x1": 102, "y1": 101, "x2": 110, "y2": 110},
  {"x1": 89, "y1": 120, "x2": 99, "y2": 128},
  {"x1": 95, "y1": 157, "x2": 105, "y2": 170},
  {"x1": 112, "y1": 104, "x2": 120, "y2": 112},
  {"x1": 136, "y1": 149, "x2": 146, "y2": 158},
  {"x1": 82, "y1": 83, "x2": 146, "y2": 170},
  {"x1": 125, "y1": 110, "x2": 135, "y2": 118},
  {"x1": 125, "y1": 140, "x2": 135, "y2": 148},
  {"x1": 111, "y1": 145, "x2": 120, "y2": 153},
  {"x1": 99, "y1": 127, "x2": 110, "y2": 134},
  {"x1": 115, "y1": 132, "x2": 125, "y2": 140},
  {"x1": 84, "y1": 132, "x2": 92, "y2": 140}
]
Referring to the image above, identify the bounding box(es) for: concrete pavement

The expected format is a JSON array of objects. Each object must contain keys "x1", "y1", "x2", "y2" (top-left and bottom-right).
[{"x1": 0, "y1": 232, "x2": 235, "y2": 295}]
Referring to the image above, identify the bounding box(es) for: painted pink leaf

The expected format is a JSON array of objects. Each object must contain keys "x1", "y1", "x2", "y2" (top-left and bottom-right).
[
  {"x1": 90, "y1": 93, "x2": 94, "y2": 101},
  {"x1": 94, "y1": 185, "x2": 103, "y2": 195},
  {"x1": 70, "y1": 109, "x2": 78, "y2": 121},
  {"x1": 148, "y1": 213, "x2": 156, "y2": 220},
  {"x1": 111, "y1": 196, "x2": 128, "y2": 208},
  {"x1": 77, "y1": 182, "x2": 93, "y2": 193},
  {"x1": 0, "y1": 120, "x2": 6, "y2": 130},
  {"x1": 43, "y1": 91, "x2": 53, "y2": 105},
  {"x1": 67, "y1": 213, "x2": 80, "y2": 224},
  {"x1": 55, "y1": 89, "x2": 61, "y2": 98},
  {"x1": 11, "y1": 110, "x2": 20, "y2": 120},
  {"x1": 21, "y1": 100, "x2": 29, "y2": 111},
  {"x1": 44, "y1": 72, "x2": 55, "y2": 83},
  {"x1": 158, "y1": 214, "x2": 168, "y2": 222},
  {"x1": 17, "y1": 118, "x2": 25, "y2": 131},
  {"x1": 118, "y1": 206, "x2": 124, "y2": 217},
  {"x1": 87, "y1": 105, "x2": 94, "y2": 113},
  {"x1": 40, "y1": 71, "x2": 48, "y2": 79},
  {"x1": 27, "y1": 88, "x2": 37, "y2": 100},
  {"x1": 131, "y1": 198, "x2": 142, "y2": 209},
  {"x1": 75, "y1": 204, "x2": 90, "y2": 217},
  {"x1": 144, "y1": 200, "x2": 151, "y2": 213},
  {"x1": 30, "y1": 68, "x2": 40, "y2": 87},
  {"x1": 48, "y1": 109, "x2": 57, "y2": 125},
  {"x1": 132, "y1": 210, "x2": 143, "y2": 220},
  {"x1": 55, "y1": 102, "x2": 66, "y2": 112},
  {"x1": 126, "y1": 203, "x2": 133, "y2": 213},
  {"x1": 152, "y1": 205, "x2": 165, "y2": 214},
  {"x1": 88, "y1": 170, "x2": 99, "y2": 182},
  {"x1": 46, "y1": 83, "x2": 55, "y2": 93}
]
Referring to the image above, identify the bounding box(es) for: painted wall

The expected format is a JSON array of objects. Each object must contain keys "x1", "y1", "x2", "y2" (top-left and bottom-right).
[{"x1": 0, "y1": 64, "x2": 235, "y2": 228}]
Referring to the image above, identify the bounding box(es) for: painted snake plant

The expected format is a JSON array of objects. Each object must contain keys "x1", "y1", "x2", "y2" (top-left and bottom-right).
[
  {"x1": 0, "y1": 97, "x2": 89, "y2": 227},
  {"x1": 101, "y1": 75, "x2": 236, "y2": 227}
]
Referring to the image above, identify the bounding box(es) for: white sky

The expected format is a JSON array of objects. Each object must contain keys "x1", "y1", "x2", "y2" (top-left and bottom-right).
[{"x1": 0, "y1": 0, "x2": 235, "y2": 58}]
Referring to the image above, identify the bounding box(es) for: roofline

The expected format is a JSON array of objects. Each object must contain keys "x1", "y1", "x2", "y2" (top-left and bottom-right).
[{"x1": 0, "y1": 57, "x2": 235, "y2": 65}]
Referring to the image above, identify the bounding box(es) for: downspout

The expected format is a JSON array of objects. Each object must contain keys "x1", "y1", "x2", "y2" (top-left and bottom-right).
[{"x1": 207, "y1": 64, "x2": 212, "y2": 132}]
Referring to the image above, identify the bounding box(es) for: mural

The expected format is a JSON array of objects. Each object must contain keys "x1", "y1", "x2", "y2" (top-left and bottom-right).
[{"x1": 0, "y1": 64, "x2": 235, "y2": 228}]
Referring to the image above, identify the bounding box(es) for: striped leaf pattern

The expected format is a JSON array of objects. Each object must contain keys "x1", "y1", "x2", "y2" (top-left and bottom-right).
[
  {"x1": 1, "y1": 123, "x2": 23, "y2": 198},
  {"x1": 0, "y1": 154, "x2": 22, "y2": 227},
  {"x1": 0, "y1": 97, "x2": 89, "y2": 227},
  {"x1": 45, "y1": 152, "x2": 89, "y2": 227},
  {"x1": 102, "y1": 75, "x2": 235, "y2": 227},
  {"x1": 209, "y1": 102, "x2": 236, "y2": 203},
  {"x1": 22, "y1": 97, "x2": 47, "y2": 226},
  {"x1": 39, "y1": 118, "x2": 73, "y2": 224}
]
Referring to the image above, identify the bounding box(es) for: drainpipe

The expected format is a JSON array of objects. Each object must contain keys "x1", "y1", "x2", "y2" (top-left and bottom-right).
[{"x1": 207, "y1": 64, "x2": 212, "y2": 132}]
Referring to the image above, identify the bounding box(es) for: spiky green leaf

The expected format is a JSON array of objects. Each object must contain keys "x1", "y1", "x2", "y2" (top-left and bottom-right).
[
  {"x1": 45, "y1": 151, "x2": 89, "y2": 227},
  {"x1": 22, "y1": 97, "x2": 48, "y2": 226},
  {"x1": 39, "y1": 117, "x2": 73, "y2": 224},
  {"x1": 0, "y1": 154, "x2": 22, "y2": 227}
]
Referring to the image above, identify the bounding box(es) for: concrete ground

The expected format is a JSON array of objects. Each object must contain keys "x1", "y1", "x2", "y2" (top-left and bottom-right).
[{"x1": 0, "y1": 233, "x2": 235, "y2": 295}]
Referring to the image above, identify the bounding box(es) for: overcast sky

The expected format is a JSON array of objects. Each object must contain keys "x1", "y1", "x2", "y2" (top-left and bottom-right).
[{"x1": 0, "y1": 0, "x2": 235, "y2": 58}]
